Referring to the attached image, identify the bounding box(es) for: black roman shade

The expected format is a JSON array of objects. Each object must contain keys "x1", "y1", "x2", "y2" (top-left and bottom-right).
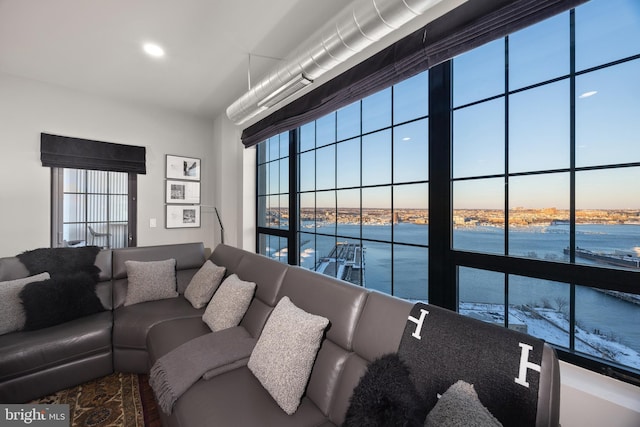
[
  {"x1": 241, "y1": 0, "x2": 587, "y2": 148},
  {"x1": 41, "y1": 133, "x2": 146, "y2": 174}
]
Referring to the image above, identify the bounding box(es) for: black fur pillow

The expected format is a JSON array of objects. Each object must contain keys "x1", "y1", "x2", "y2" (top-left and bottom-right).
[
  {"x1": 17, "y1": 246, "x2": 101, "y2": 280},
  {"x1": 19, "y1": 272, "x2": 105, "y2": 331},
  {"x1": 343, "y1": 353, "x2": 425, "y2": 427}
]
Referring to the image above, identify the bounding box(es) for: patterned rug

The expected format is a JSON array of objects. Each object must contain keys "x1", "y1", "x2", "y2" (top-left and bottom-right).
[{"x1": 30, "y1": 372, "x2": 160, "y2": 427}]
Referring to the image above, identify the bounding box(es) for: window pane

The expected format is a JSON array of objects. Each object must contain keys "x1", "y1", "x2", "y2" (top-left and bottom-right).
[
  {"x1": 576, "y1": 59, "x2": 640, "y2": 167},
  {"x1": 576, "y1": 284, "x2": 640, "y2": 371},
  {"x1": 453, "y1": 178, "x2": 505, "y2": 254},
  {"x1": 364, "y1": 241, "x2": 392, "y2": 294},
  {"x1": 575, "y1": 0, "x2": 640, "y2": 71},
  {"x1": 393, "y1": 118, "x2": 428, "y2": 183},
  {"x1": 299, "y1": 151, "x2": 315, "y2": 192},
  {"x1": 337, "y1": 101, "x2": 361, "y2": 141},
  {"x1": 393, "y1": 71, "x2": 428, "y2": 124},
  {"x1": 316, "y1": 191, "x2": 335, "y2": 234},
  {"x1": 63, "y1": 194, "x2": 85, "y2": 222},
  {"x1": 508, "y1": 12, "x2": 569, "y2": 90},
  {"x1": 278, "y1": 132, "x2": 289, "y2": 159},
  {"x1": 394, "y1": 245, "x2": 428, "y2": 301},
  {"x1": 299, "y1": 193, "x2": 315, "y2": 230},
  {"x1": 63, "y1": 223, "x2": 86, "y2": 244},
  {"x1": 279, "y1": 158, "x2": 289, "y2": 193},
  {"x1": 109, "y1": 195, "x2": 128, "y2": 222},
  {"x1": 393, "y1": 183, "x2": 428, "y2": 246},
  {"x1": 299, "y1": 232, "x2": 317, "y2": 270},
  {"x1": 337, "y1": 189, "x2": 360, "y2": 239},
  {"x1": 453, "y1": 98, "x2": 505, "y2": 178},
  {"x1": 268, "y1": 135, "x2": 279, "y2": 162},
  {"x1": 337, "y1": 138, "x2": 360, "y2": 189},
  {"x1": 315, "y1": 234, "x2": 338, "y2": 278},
  {"x1": 508, "y1": 173, "x2": 569, "y2": 259},
  {"x1": 279, "y1": 195, "x2": 289, "y2": 230},
  {"x1": 316, "y1": 113, "x2": 336, "y2": 147},
  {"x1": 299, "y1": 122, "x2": 315, "y2": 152},
  {"x1": 509, "y1": 275, "x2": 571, "y2": 348},
  {"x1": 362, "y1": 186, "x2": 391, "y2": 242},
  {"x1": 362, "y1": 88, "x2": 391, "y2": 134},
  {"x1": 110, "y1": 172, "x2": 128, "y2": 193},
  {"x1": 87, "y1": 170, "x2": 108, "y2": 193},
  {"x1": 268, "y1": 195, "x2": 279, "y2": 228},
  {"x1": 362, "y1": 129, "x2": 391, "y2": 186},
  {"x1": 257, "y1": 140, "x2": 267, "y2": 164},
  {"x1": 315, "y1": 145, "x2": 335, "y2": 190},
  {"x1": 509, "y1": 80, "x2": 570, "y2": 173},
  {"x1": 453, "y1": 38, "x2": 505, "y2": 107},
  {"x1": 269, "y1": 161, "x2": 279, "y2": 194},
  {"x1": 575, "y1": 168, "x2": 640, "y2": 268},
  {"x1": 63, "y1": 169, "x2": 85, "y2": 192},
  {"x1": 459, "y1": 267, "x2": 505, "y2": 324},
  {"x1": 87, "y1": 195, "x2": 108, "y2": 221}
]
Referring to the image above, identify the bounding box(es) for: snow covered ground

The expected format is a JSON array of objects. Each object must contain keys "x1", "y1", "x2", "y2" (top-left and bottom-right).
[{"x1": 459, "y1": 303, "x2": 640, "y2": 371}]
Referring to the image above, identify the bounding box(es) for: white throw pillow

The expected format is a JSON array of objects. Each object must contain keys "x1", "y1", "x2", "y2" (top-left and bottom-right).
[
  {"x1": 248, "y1": 296, "x2": 329, "y2": 415},
  {"x1": 184, "y1": 260, "x2": 226, "y2": 309},
  {"x1": 202, "y1": 274, "x2": 255, "y2": 332},
  {"x1": 123, "y1": 259, "x2": 178, "y2": 306},
  {"x1": 0, "y1": 272, "x2": 51, "y2": 335}
]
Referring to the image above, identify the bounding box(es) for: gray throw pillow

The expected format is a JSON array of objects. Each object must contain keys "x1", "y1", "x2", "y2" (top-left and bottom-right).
[
  {"x1": 202, "y1": 274, "x2": 255, "y2": 332},
  {"x1": 0, "y1": 272, "x2": 50, "y2": 335},
  {"x1": 184, "y1": 260, "x2": 226, "y2": 309},
  {"x1": 425, "y1": 380, "x2": 503, "y2": 427},
  {"x1": 123, "y1": 259, "x2": 178, "y2": 306},
  {"x1": 248, "y1": 296, "x2": 329, "y2": 415}
]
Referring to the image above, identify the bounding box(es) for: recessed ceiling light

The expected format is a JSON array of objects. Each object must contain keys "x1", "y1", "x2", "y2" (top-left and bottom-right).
[
  {"x1": 579, "y1": 90, "x2": 597, "y2": 99},
  {"x1": 402, "y1": 137, "x2": 412, "y2": 141},
  {"x1": 143, "y1": 43, "x2": 165, "y2": 58}
]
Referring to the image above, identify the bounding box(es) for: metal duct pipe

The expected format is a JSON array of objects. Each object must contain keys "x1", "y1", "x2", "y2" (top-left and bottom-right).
[{"x1": 226, "y1": 0, "x2": 456, "y2": 125}]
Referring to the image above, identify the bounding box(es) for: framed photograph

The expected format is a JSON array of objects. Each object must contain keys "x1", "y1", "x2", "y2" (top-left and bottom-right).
[
  {"x1": 166, "y1": 154, "x2": 200, "y2": 181},
  {"x1": 166, "y1": 180, "x2": 200, "y2": 204},
  {"x1": 166, "y1": 205, "x2": 201, "y2": 228}
]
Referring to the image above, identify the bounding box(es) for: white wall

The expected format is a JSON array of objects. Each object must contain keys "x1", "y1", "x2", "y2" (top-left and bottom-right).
[
  {"x1": 559, "y1": 361, "x2": 640, "y2": 427},
  {"x1": 0, "y1": 72, "x2": 215, "y2": 257}
]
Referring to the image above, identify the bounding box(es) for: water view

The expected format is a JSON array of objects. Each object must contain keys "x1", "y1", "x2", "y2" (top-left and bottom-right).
[{"x1": 276, "y1": 220, "x2": 640, "y2": 371}]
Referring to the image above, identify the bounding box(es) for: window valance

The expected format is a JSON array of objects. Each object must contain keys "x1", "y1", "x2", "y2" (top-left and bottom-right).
[
  {"x1": 41, "y1": 133, "x2": 146, "y2": 174},
  {"x1": 241, "y1": 0, "x2": 587, "y2": 148}
]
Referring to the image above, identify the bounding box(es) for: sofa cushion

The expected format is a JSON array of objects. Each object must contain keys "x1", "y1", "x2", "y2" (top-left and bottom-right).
[
  {"x1": 172, "y1": 367, "x2": 328, "y2": 427},
  {"x1": 113, "y1": 297, "x2": 204, "y2": 351},
  {"x1": 0, "y1": 311, "x2": 112, "y2": 383},
  {"x1": 0, "y1": 272, "x2": 50, "y2": 335},
  {"x1": 248, "y1": 296, "x2": 329, "y2": 415},
  {"x1": 184, "y1": 260, "x2": 226, "y2": 309},
  {"x1": 19, "y1": 272, "x2": 106, "y2": 331},
  {"x1": 202, "y1": 274, "x2": 255, "y2": 332},
  {"x1": 425, "y1": 380, "x2": 502, "y2": 427},
  {"x1": 124, "y1": 259, "x2": 178, "y2": 306},
  {"x1": 344, "y1": 353, "x2": 424, "y2": 427}
]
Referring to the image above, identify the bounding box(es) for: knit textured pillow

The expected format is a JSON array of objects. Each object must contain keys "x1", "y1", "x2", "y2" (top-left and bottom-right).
[
  {"x1": 248, "y1": 296, "x2": 329, "y2": 415},
  {"x1": 124, "y1": 259, "x2": 178, "y2": 306},
  {"x1": 425, "y1": 380, "x2": 503, "y2": 427},
  {"x1": 202, "y1": 274, "x2": 255, "y2": 332},
  {"x1": 0, "y1": 272, "x2": 50, "y2": 335},
  {"x1": 184, "y1": 260, "x2": 226, "y2": 309}
]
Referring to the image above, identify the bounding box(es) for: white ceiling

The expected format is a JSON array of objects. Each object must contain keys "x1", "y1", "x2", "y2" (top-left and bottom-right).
[{"x1": 0, "y1": 0, "x2": 349, "y2": 120}]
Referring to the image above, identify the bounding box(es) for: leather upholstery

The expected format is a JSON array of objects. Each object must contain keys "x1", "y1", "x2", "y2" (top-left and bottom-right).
[
  {"x1": 0, "y1": 252, "x2": 114, "y2": 403},
  {"x1": 0, "y1": 311, "x2": 113, "y2": 402}
]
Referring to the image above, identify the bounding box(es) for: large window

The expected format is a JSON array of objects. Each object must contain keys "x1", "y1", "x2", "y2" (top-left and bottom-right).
[{"x1": 256, "y1": 0, "x2": 640, "y2": 381}]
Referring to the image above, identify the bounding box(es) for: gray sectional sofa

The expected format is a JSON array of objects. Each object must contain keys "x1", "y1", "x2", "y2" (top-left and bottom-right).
[{"x1": 0, "y1": 242, "x2": 561, "y2": 426}]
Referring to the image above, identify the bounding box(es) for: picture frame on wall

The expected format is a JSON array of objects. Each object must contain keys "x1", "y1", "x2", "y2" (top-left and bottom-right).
[
  {"x1": 166, "y1": 154, "x2": 200, "y2": 181},
  {"x1": 166, "y1": 180, "x2": 200, "y2": 204},
  {"x1": 166, "y1": 205, "x2": 201, "y2": 228}
]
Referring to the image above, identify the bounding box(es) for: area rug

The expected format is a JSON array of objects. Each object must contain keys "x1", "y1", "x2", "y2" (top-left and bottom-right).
[{"x1": 30, "y1": 372, "x2": 160, "y2": 427}]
